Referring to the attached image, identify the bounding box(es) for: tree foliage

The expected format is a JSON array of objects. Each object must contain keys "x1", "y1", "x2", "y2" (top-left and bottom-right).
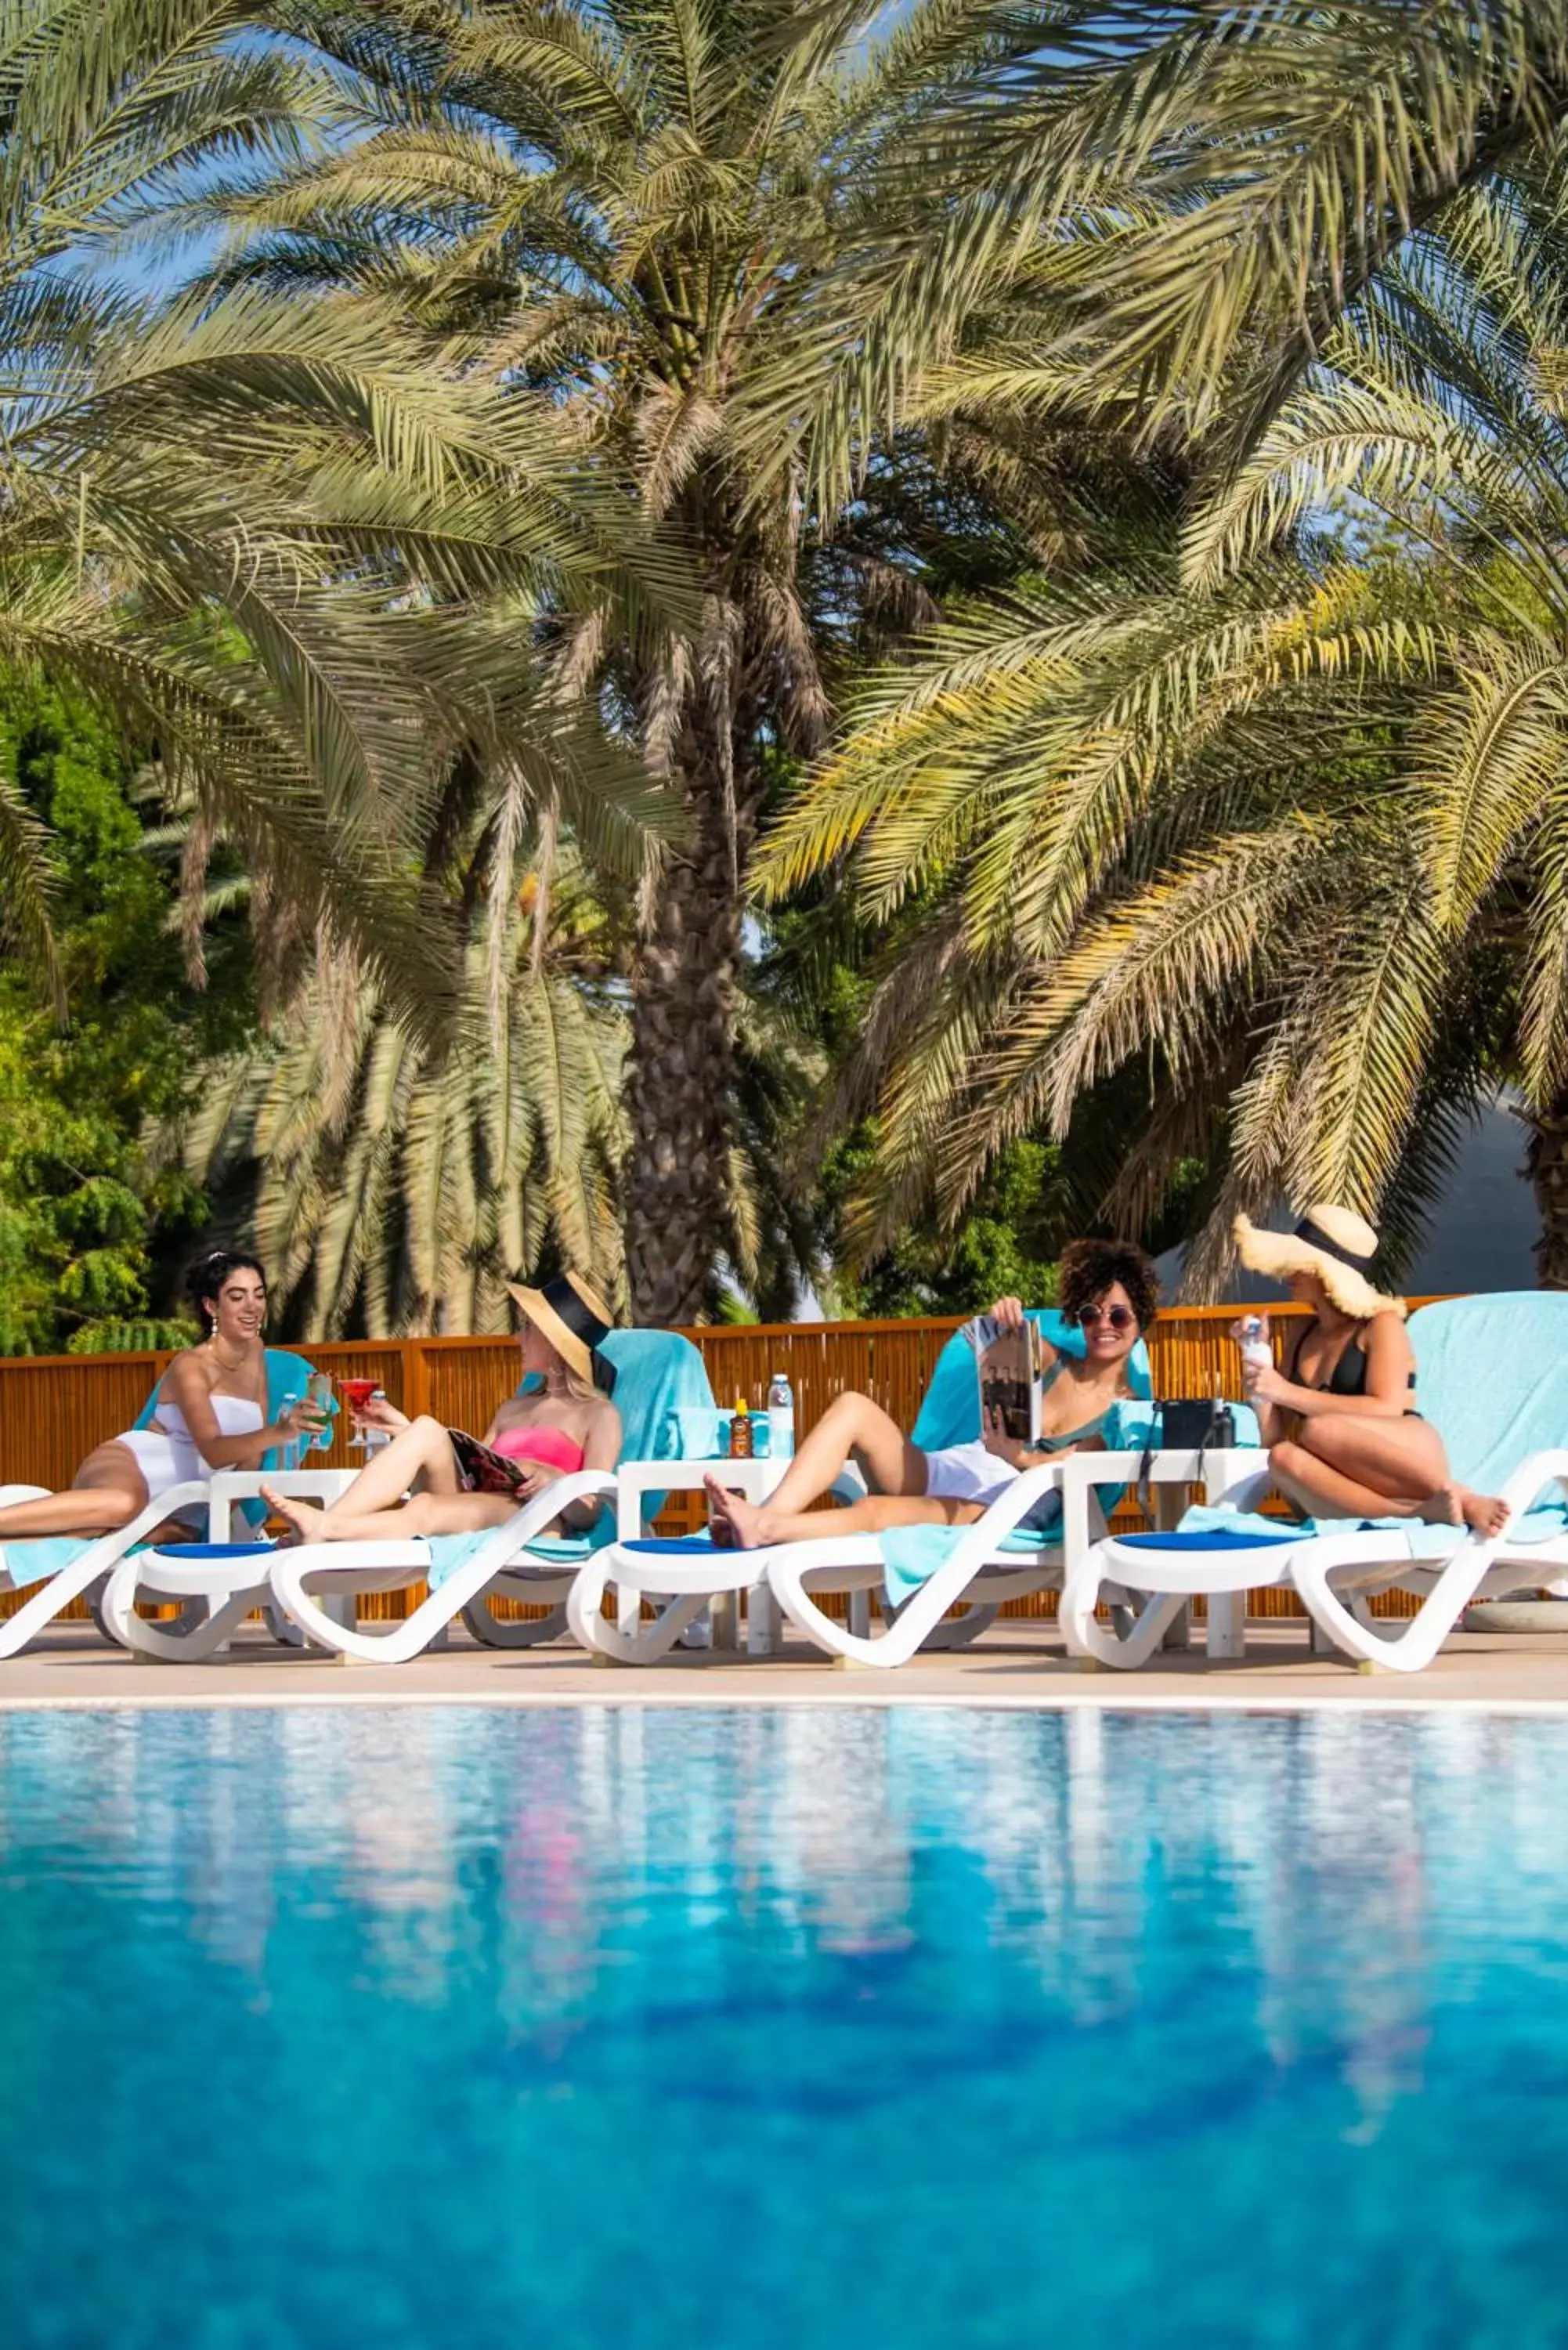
[
  {"x1": 0, "y1": 0, "x2": 684, "y2": 1031},
  {"x1": 761, "y1": 11, "x2": 1568, "y2": 1291},
  {"x1": 0, "y1": 679, "x2": 252, "y2": 1351}
]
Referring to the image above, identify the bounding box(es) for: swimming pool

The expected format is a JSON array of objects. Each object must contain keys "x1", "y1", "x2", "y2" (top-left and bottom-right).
[{"x1": 1, "y1": 1706, "x2": 1565, "y2": 2348}]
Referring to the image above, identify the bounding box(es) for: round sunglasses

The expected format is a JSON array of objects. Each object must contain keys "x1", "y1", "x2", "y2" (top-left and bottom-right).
[{"x1": 1077, "y1": 1303, "x2": 1136, "y2": 1331}]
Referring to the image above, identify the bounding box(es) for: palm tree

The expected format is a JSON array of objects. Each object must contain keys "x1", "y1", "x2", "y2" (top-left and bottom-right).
[
  {"x1": 761, "y1": 156, "x2": 1568, "y2": 1290},
  {"x1": 221, "y1": 0, "x2": 1026, "y2": 1320},
  {"x1": 0, "y1": 0, "x2": 679, "y2": 1023},
  {"x1": 174, "y1": 844, "x2": 628, "y2": 1334}
]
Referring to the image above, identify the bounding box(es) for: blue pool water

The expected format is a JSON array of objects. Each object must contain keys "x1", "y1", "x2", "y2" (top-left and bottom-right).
[{"x1": 2, "y1": 1705, "x2": 1567, "y2": 2348}]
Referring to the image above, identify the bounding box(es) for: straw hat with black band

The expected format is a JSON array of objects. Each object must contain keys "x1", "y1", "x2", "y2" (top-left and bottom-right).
[
  {"x1": 1234, "y1": 1205, "x2": 1405, "y2": 1322},
  {"x1": 505, "y1": 1272, "x2": 619, "y2": 1390}
]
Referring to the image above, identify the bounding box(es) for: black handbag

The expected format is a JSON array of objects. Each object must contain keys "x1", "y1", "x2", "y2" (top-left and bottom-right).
[{"x1": 1135, "y1": 1396, "x2": 1237, "y2": 1516}]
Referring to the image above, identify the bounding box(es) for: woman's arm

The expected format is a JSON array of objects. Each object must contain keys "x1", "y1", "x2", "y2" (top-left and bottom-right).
[
  {"x1": 160, "y1": 1355, "x2": 310, "y2": 1470},
  {"x1": 1247, "y1": 1313, "x2": 1413, "y2": 1423}
]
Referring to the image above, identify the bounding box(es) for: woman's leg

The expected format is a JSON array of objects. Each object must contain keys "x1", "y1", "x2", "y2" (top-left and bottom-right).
[
  {"x1": 1274, "y1": 1414, "x2": 1506, "y2": 1533},
  {"x1": 1301, "y1": 1412, "x2": 1449, "y2": 1499},
  {"x1": 266, "y1": 1487, "x2": 520, "y2": 1546},
  {"x1": 262, "y1": 1414, "x2": 461, "y2": 1540},
  {"x1": 0, "y1": 1443, "x2": 149, "y2": 1539},
  {"x1": 705, "y1": 1392, "x2": 927, "y2": 1546},
  {"x1": 705, "y1": 1491, "x2": 981, "y2": 1551}
]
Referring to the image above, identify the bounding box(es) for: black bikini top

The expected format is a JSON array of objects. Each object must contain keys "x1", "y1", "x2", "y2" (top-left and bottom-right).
[{"x1": 1290, "y1": 1321, "x2": 1416, "y2": 1397}]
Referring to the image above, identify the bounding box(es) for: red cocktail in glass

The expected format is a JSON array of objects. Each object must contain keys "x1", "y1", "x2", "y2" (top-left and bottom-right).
[{"x1": 339, "y1": 1379, "x2": 379, "y2": 1452}]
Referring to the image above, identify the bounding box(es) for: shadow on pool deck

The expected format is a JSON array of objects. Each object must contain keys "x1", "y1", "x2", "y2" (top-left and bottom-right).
[{"x1": 3, "y1": 1617, "x2": 1568, "y2": 1708}]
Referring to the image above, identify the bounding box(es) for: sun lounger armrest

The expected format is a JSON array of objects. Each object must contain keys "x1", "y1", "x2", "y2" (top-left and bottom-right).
[
  {"x1": 417, "y1": 1470, "x2": 622, "y2": 1591},
  {"x1": 934, "y1": 1461, "x2": 1068, "y2": 1583},
  {"x1": 1211, "y1": 1466, "x2": 1275, "y2": 1514},
  {"x1": 1495, "y1": 1448, "x2": 1568, "y2": 1521},
  {"x1": 1058, "y1": 1451, "x2": 1143, "y2": 1572}
]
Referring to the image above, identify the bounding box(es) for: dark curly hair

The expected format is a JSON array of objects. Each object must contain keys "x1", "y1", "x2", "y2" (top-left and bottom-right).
[
  {"x1": 1057, "y1": 1237, "x2": 1160, "y2": 1331},
  {"x1": 186, "y1": 1246, "x2": 266, "y2": 1334}
]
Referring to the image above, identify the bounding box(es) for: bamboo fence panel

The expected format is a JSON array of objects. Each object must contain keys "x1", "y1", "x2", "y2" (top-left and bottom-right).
[{"x1": 0, "y1": 1303, "x2": 1456, "y2": 1625}]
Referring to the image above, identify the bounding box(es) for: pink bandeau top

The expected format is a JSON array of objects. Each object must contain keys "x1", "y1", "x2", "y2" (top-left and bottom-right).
[{"x1": 491, "y1": 1423, "x2": 586, "y2": 1475}]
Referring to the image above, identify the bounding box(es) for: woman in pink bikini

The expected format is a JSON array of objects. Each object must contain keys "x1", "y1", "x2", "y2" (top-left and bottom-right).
[{"x1": 262, "y1": 1275, "x2": 620, "y2": 1546}]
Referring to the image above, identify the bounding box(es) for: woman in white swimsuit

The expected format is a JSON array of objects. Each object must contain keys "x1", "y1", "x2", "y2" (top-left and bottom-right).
[{"x1": 0, "y1": 1249, "x2": 316, "y2": 1538}]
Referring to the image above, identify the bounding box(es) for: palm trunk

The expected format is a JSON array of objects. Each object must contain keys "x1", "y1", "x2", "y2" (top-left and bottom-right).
[
  {"x1": 1525, "y1": 1091, "x2": 1568, "y2": 1289},
  {"x1": 623, "y1": 704, "x2": 757, "y2": 1325}
]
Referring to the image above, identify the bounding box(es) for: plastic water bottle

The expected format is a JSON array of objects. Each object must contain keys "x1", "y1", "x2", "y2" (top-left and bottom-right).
[
  {"x1": 1238, "y1": 1314, "x2": 1272, "y2": 1374},
  {"x1": 768, "y1": 1372, "x2": 796, "y2": 1461}
]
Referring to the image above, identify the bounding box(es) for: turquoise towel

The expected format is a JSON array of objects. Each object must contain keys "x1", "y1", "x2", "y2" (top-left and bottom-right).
[
  {"x1": 428, "y1": 1330, "x2": 719, "y2": 1590},
  {"x1": 883, "y1": 1499, "x2": 1064, "y2": 1608},
  {"x1": 912, "y1": 1311, "x2": 1154, "y2": 1454},
  {"x1": 1402, "y1": 1293, "x2": 1568, "y2": 1502},
  {"x1": 0, "y1": 1535, "x2": 102, "y2": 1593},
  {"x1": 426, "y1": 1528, "x2": 594, "y2": 1589}
]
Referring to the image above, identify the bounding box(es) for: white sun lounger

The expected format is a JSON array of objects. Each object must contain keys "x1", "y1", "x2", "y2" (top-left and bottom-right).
[
  {"x1": 264, "y1": 1472, "x2": 627, "y2": 1664},
  {"x1": 568, "y1": 1307, "x2": 1142, "y2": 1668},
  {"x1": 764, "y1": 1463, "x2": 1082, "y2": 1666},
  {"x1": 1059, "y1": 1459, "x2": 1568, "y2": 1672},
  {"x1": 565, "y1": 1459, "x2": 1074, "y2": 1667},
  {"x1": 0, "y1": 1480, "x2": 216, "y2": 1659},
  {"x1": 1060, "y1": 1294, "x2": 1568, "y2": 1673},
  {"x1": 256, "y1": 1331, "x2": 725, "y2": 1665}
]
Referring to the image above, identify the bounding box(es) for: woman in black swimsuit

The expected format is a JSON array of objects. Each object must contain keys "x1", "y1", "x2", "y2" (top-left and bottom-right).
[{"x1": 1233, "y1": 1205, "x2": 1507, "y2": 1536}]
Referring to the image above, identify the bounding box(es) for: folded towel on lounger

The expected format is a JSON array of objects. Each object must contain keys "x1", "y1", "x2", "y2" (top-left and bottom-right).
[
  {"x1": 0, "y1": 1537, "x2": 102, "y2": 1593},
  {"x1": 881, "y1": 1506, "x2": 1064, "y2": 1608}
]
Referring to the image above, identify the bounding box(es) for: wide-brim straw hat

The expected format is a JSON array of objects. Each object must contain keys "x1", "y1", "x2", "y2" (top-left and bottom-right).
[
  {"x1": 1234, "y1": 1205, "x2": 1405, "y2": 1320},
  {"x1": 505, "y1": 1272, "x2": 617, "y2": 1386}
]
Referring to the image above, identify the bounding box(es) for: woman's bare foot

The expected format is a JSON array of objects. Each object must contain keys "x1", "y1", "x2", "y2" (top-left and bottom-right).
[
  {"x1": 1421, "y1": 1482, "x2": 1510, "y2": 1538},
  {"x1": 703, "y1": 1474, "x2": 769, "y2": 1549},
  {"x1": 261, "y1": 1486, "x2": 326, "y2": 1546}
]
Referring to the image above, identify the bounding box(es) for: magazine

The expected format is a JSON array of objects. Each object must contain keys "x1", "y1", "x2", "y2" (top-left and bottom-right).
[
  {"x1": 960, "y1": 1312, "x2": 1046, "y2": 1444},
  {"x1": 446, "y1": 1428, "x2": 533, "y2": 1497}
]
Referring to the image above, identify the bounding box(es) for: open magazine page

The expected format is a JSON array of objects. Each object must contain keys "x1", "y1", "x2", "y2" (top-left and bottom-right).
[
  {"x1": 959, "y1": 1314, "x2": 1044, "y2": 1444},
  {"x1": 447, "y1": 1430, "x2": 531, "y2": 1497}
]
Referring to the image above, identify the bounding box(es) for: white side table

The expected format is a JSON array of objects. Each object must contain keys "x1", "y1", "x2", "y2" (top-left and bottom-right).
[
  {"x1": 207, "y1": 1469, "x2": 360, "y2": 1636},
  {"x1": 1059, "y1": 1447, "x2": 1269, "y2": 1660},
  {"x1": 615, "y1": 1455, "x2": 792, "y2": 1650}
]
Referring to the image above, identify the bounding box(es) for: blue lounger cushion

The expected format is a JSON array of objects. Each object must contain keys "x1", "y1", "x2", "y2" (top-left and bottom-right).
[
  {"x1": 621, "y1": 1535, "x2": 722, "y2": 1555},
  {"x1": 1116, "y1": 1525, "x2": 1310, "y2": 1553},
  {"x1": 150, "y1": 1540, "x2": 276, "y2": 1560}
]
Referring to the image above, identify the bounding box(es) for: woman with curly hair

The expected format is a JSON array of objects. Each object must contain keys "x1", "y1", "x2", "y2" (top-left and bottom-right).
[{"x1": 705, "y1": 1239, "x2": 1158, "y2": 1549}]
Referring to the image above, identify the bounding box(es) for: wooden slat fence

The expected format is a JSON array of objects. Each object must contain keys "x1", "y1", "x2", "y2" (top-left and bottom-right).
[{"x1": 0, "y1": 1303, "x2": 1447, "y2": 1625}]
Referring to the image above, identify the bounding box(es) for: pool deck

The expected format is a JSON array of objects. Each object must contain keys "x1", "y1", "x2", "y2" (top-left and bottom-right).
[{"x1": 4, "y1": 1617, "x2": 1568, "y2": 1708}]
